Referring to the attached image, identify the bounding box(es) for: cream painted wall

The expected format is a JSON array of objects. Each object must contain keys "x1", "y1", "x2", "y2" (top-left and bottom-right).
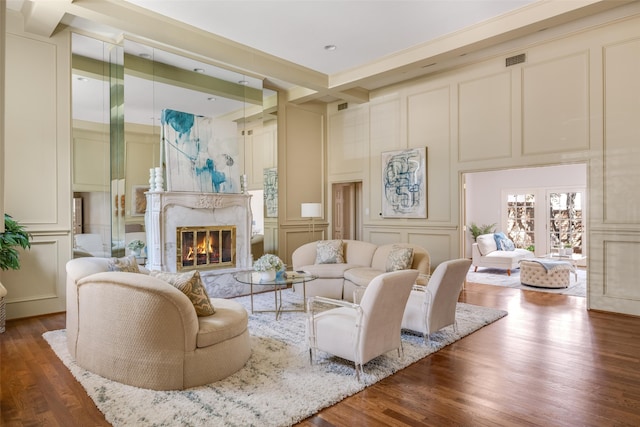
[
  {"x1": 278, "y1": 102, "x2": 326, "y2": 264},
  {"x1": 326, "y1": 10, "x2": 640, "y2": 316},
  {"x1": 3, "y1": 10, "x2": 72, "y2": 318}
]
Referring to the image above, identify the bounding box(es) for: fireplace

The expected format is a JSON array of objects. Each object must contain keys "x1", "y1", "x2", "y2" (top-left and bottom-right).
[
  {"x1": 145, "y1": 191, "x2": 253, "y2": 275},
  {"x1": 176, "y1": 225, "x2": 236, "y2": 271}
]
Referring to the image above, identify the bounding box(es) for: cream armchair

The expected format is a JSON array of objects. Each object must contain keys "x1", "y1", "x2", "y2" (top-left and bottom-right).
[
  {"x1": 401, "y1": 258, "x2": 472, "y2": 343},
  {"x1": 66, "y1": 257, "x2": 251, "y2": 390},
  {"x1": 307, "y1": 269, "x2": 419, "y2": 380}
]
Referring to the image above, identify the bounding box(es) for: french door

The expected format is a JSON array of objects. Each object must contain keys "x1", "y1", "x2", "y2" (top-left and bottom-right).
[
  {"x1": 504, "y1": 189, "x2": 585, "y2": 256},
  {"x1": 548, "y1": 191, "x2": 584, "y2": 255}
]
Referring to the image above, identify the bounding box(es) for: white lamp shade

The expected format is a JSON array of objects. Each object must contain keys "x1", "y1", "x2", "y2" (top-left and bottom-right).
[{"x1": 301, "y1": 203, "x2": 322, "y2": 218}]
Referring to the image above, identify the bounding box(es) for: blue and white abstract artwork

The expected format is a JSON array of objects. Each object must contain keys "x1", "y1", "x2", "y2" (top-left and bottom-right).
[
  {"x1": 161, "y1": 109, "x2": 240, "y2": 193},
  {"x1": 381, "y1": 147, "x2": 427, "y2": 218}
]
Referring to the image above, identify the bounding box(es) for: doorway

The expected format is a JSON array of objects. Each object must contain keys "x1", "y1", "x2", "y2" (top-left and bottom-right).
[
  {"x1": 463, "y1": 164, "x2": 587, "y2": 258},
  {"x1": 332, "y1": 182, "x2": 363, "y2": 240}
]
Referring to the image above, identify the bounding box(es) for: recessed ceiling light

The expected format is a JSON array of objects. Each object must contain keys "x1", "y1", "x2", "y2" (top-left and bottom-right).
[
  {"x1": 324, "y1": 44, "x2": 337, "y2": 51},
  {"x1": 76, "y1": 77, "x2": 89, "y2": 82},
  {"x1": 207, "y1": 97, "x2": 216, "y2": 102},
  {"x1": 139, "y1": 53, "x2": 152, "y2": 59},
  {"x1": 238, "y1": 80, "x2": 249, "y2": 86},
  {"x1": 193, "y1": 68, "x2": 205, "y2": 73}
]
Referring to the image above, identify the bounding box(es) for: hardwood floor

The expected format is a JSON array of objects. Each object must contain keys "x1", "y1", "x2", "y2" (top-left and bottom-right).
[{"x1": 2, "y1": 283, "x2": 639, "y2": 426}]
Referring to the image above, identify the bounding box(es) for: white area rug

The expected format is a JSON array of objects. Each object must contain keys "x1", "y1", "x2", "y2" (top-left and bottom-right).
[
  {"x1": 44, "y1": 290, "x2": 507, "y2": 427},
  {"x1": 467, "y1": 266, "x2": 586, "y2": 297}
]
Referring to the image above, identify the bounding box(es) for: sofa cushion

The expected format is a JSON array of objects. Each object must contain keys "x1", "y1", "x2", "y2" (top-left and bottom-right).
[
  {"x1": 150, "y1": 270, "x2": 215, "y2": 316},
  {"x1": 315, "y1": 239, "x2": 345, "y2": 264},
  {"x1": 386, "y1": 245, "x2": 414, "y2": 272},
  {"x1": 476, "y1": 234, "x2": 498, "y2": 255},
  {"x1": 196, "y1": 298, "x2": 248, "y2": 348},
  {"x1": 344, "y1": 267, "x2": 383, "y2": 287},
  {"x1": 299, "y1": 263, "x2": 361, "y2": 279},
  {"x1": 107, "y1": 255, "x2": 140, "y2": 273}
]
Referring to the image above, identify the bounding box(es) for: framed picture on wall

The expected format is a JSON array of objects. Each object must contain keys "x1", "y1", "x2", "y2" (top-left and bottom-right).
[
  {"x1": 264, "y1": 168, "x2": 278, "y2": 218},
  {"x1": 381, "y1": 147, "x2": 427, "y2": 218},
  {"x1": 162, "y1": 109, "x2": 240, "y2": 193},
  {"x1": 131, "y1": 185, "x2": 150, "y2": 216}
]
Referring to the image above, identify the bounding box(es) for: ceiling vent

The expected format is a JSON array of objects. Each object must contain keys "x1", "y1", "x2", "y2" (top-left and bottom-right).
[
  {"x1": 506, "y1": 53, "x2": 526, "y2": 67},
  {"x1": 337, "y1": 102, "x2": 348, "y2": 111}
]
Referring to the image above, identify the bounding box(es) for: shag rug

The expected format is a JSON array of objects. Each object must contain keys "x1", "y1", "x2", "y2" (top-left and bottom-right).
[
  {"x1": 467, "y1": 266, "x2": 586, "y2": 297},
  {"x1": 44, "y1": 290, "x2": 507, "y2": 427}
]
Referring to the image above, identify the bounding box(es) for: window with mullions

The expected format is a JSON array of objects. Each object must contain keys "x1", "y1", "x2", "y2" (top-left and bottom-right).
[
  {"x1": 506, "y1": 193, "x2": 535, "y2": 249},
  {"x1": 549, "y1": 192, "x2": 583, "y2": 254}
]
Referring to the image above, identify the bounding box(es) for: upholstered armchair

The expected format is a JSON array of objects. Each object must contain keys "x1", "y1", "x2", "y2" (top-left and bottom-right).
[
  {"x1": 401, "y1": 258, "x2": 472, "y2": 343},
  {"x1": 66, "y1": 257, "x2": 251, "y2": 390},
  {"x1": 307, "y1": 269, "x2": 419, "y2": 380}
]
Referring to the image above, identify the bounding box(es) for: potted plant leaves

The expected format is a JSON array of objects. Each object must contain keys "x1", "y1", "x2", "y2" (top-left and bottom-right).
[{"x1": 0, "y1": 214, "x2": 32, "y2": 271}]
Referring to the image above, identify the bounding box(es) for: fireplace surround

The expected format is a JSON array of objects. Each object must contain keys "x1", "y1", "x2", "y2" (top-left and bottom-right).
[{"x1": 145, "y1": 191, "x2": 254, "y2": 297}]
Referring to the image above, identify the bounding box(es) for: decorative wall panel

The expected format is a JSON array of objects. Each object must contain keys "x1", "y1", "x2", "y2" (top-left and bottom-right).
[
  {"x1": 5, "y1": 34, "x2": 59, "y2": 223},
  {"x1": 603, "y1": 241, "x2": 640, "y2": 300},
  {"x1": 408, "y1": 86, "x2": 451, "y2": 222},
  {"x1": 369, "y1": 97, "x2": 401, "y2": 219},
  {"x1": 522, "y1": 52, "x2": 589, "y2": 155},
  {"x1": 458, "y1": 72, "x2": 512, "y2": 162},
  {"x1": 328, "y1": 106, "x2": 367, "y2": 178},
  {"x1": 603, "y1": 39, "x2": 640, "y2": 223}
]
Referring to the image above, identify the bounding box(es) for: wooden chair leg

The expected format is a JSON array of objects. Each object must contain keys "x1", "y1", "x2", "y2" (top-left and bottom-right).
[
  {"x1": 507, "y1": 269, "x2": 511, "y2": 276},
  {"x1": 474, "y1": 266, "x2": 478, "y2": 272}
]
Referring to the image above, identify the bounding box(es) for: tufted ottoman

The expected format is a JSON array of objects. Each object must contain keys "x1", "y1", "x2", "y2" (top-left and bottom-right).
[{"x1": 520, "y1": 260, "x2": 572, "y2": 289}]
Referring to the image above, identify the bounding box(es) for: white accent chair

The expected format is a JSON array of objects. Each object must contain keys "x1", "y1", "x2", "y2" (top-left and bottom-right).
[
  {"x1": 472, "y1": 233, "x2": 534, "y2": 275},
  {"x1": 307, "y1": 269, "x2": 419, "y2": 380},
  {"x1": 401, "y1": 258, "x2": 472, "y2": 343}
]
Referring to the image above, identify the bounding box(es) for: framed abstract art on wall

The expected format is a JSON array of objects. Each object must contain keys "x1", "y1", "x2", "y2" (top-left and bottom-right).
[
  {"x1": 161, "y1": 109, "x2": 240, "y2": 193},
  {"x1": 381, "y1": 147, "x2": 427, "y2": 218}
]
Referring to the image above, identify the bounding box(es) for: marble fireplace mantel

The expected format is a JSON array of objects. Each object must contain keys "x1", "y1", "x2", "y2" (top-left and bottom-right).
[{"x1": 145, "y1": 191, "x2": 253, "y2": 275}]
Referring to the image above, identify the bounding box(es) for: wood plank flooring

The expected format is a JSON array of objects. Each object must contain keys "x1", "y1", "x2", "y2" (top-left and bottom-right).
[{"x1": 2, "y1": 283, "x2": 640, "y2": 426}]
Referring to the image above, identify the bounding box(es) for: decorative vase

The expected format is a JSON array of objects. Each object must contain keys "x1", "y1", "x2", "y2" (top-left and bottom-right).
[
  {"x1": 132, "y1": 248, "x2": 141, "y2": 257},
  {"x1": 259, "y1": 269, "x2": 276, "y2": 282}
]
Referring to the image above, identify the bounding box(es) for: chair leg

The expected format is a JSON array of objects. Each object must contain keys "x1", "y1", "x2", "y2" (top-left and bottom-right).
[
  {"x1": 474, "y1": 266, "x2": 478, "y2": 272},
  {"x1": 507, "y1": 269, "x2": 511, "y2": 276}
]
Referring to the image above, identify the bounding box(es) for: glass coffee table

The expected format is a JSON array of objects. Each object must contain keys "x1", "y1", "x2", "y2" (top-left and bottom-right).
[{"x1": 233, "y1": 271, "x2": 318, "y2": 319}]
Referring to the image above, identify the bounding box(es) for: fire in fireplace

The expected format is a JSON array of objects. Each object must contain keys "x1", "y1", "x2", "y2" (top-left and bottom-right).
[{"x1": 176, "y1": 225, "x2": 236, "y2": 271}]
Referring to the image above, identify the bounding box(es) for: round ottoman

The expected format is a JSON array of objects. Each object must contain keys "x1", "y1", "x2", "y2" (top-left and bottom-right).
[{"x1": 520, "y1": 260, "x2": 571, "y2": 288}]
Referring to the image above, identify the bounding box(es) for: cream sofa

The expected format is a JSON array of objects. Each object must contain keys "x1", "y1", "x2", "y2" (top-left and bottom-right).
[
  {"x1": 291, "y1": 240, "x2": 430, "y2": 302},
  {"x1": 472, "y1": 233, "x2": 534, "y2": 275},
  {"x1": 66, "y1": 257, "x2": 251, "y2": 390}
]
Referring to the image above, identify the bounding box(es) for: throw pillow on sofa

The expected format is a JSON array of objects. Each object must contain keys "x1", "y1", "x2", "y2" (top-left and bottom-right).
[
  {"x1": 315, "y1": 240, "x2": 345, "y2": 264},
  {"x1": 107, "y1": 255, "x2": 140, "y2": 273},
  {"x1": 494, "y1": 232, "x2": 515, "y2": 251},
  {"x1": 150, "y1": 270, "x2": 215, "y2": 316},
  {"x1": 386, "y1": 246, "x2": 414, "y2": 272},
  {"x1": 500, "y1": 239, "x2": 516, "y2": 251}
]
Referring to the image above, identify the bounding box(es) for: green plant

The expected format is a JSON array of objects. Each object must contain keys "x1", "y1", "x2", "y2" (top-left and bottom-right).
[
  {"x1": 468, "y1": 222, "x2": 497, "y2": 241},
  {"x1": 0, "y1": 214, "x2": 32, "y2": 271},
  {"x1": 526, "y1": 245, "x2": 535, "y2": 252}
]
